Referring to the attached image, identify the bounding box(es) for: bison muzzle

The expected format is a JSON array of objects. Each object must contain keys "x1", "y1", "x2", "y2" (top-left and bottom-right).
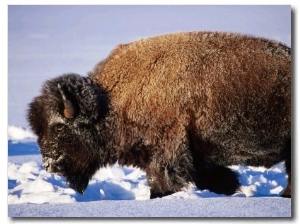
[{"x1": 27, "y1": 31, "x2": 291, "y2": 199}]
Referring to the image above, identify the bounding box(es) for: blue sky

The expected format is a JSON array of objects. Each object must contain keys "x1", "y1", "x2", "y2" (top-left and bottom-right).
[{"x1": 8, "y1": 5, "x2": 291, "y2": 128}]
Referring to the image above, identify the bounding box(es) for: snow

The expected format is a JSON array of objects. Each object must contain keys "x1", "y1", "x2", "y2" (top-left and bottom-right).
[
  {"x1": 8, "y1": 198, "x2": 291, "y2": 218},
  {"x1": 7, "y1": 126, "x2": 36, "y2": 142},
  {"x1": 7, "y1": 126, "x2": 291, "y2": 218},
  {"x1": 4, "y1": 3, "x2": 297, "y2": 222}
]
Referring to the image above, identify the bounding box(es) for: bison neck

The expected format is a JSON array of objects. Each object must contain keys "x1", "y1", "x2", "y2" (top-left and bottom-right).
[{"x1": 100, "y1": 111, "x2": 154, "y2": 170}]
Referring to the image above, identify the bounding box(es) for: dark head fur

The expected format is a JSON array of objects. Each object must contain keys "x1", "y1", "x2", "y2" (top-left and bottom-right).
[{"x1": 27, "y1": 74, "x2": 110, "y2": 193}]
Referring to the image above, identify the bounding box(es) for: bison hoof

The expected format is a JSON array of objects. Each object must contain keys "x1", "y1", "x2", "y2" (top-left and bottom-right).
[
  {"x1": 281, "y1": 184, "x2": 291, "y2": 198},
  {"x1": 150, "y1": 191, "x2": 174, "y2": 199}
]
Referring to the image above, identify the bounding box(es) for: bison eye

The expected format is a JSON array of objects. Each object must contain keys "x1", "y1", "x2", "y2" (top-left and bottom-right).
[{"x1": 52, "y1": 123, "x2": 66, "y2": 135}]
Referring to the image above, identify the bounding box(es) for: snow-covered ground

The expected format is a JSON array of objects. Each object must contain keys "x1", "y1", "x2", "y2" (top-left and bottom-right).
[{"x1": 7, "y1": 126, "x2": 291, "y2": 217}]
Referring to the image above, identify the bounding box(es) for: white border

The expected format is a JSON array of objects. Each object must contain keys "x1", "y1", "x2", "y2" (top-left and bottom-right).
[
  {"x1": 4, "y1": 0, "x2": 296, "y2": 5},
  {"x1": 2, "y1": 1, "x2": 298, "y2": 223}
]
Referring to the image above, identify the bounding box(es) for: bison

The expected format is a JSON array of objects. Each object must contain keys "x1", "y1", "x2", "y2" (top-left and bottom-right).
[{"x1": 27, "y1": 31, "x2": 291, "y2": 199}]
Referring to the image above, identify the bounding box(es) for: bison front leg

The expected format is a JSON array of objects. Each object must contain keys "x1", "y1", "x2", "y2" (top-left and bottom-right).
[
  {"x1": 147, "y1": 174, "x2": 175, "y2": 199},
  {"x1": 146, "y1": 146, "x2": 195, "y2": 199},
  {"x1": 146, "y1": 165, "x2": 193, "y2": 199}
]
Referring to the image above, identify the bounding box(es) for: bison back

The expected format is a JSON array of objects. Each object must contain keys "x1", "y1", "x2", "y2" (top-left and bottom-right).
[{"x1": 89, "y1": 31, "x2": 291, "y2": 166}]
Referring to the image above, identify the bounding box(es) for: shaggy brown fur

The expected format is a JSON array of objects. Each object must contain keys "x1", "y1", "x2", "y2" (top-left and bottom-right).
[{"x1": 28, "y1": 31, "x2": 291, "y2": 199}]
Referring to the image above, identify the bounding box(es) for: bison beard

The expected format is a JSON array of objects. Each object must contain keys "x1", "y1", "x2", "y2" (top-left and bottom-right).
[{"x1": 27, "y1": 31, "x2": 291, "y2": 199}]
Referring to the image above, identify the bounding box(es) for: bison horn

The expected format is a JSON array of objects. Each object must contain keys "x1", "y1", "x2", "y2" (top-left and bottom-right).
[{"x1": 57, "y1": 83, "x2": 75, "y2": 119}]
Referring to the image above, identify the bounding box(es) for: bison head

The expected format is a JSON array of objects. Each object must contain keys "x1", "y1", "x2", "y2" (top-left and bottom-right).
[{"x1": 27, "y1": 74, "x2": 110, "y2": 193}]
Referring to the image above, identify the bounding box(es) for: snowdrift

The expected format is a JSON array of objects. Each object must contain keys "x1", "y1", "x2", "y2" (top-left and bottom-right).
[{"x1": 7, "y1": 126, "x2": 291, "y2": 217}]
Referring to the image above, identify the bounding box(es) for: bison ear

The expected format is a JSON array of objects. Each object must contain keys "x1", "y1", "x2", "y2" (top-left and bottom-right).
[{"x1": 57, "y1": 83, "x2": 76, "y2": 119}]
